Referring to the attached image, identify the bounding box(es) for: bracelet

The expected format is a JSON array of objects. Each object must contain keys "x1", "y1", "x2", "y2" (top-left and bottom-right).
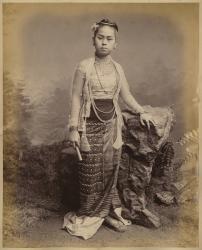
[{"x1": 69, "y1": 126, "x2": 78, "y2": 132}]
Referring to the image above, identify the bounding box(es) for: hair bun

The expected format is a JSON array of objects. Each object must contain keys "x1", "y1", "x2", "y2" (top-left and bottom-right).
[
  {"x1": 96, "y1": 18, "x2": 118, "y2": 32},
  {"x1": 99, "y1": 18, "x2": 110, "y2": 23}
]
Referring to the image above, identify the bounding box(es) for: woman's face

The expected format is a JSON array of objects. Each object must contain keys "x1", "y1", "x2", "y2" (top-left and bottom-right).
[{"x1": 93, "y1": 25, "x2": 117, "y2": 57}]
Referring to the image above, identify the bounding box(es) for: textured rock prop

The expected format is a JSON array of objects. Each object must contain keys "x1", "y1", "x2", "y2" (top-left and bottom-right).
[{"x1": 117, "y1": 106, "x2": 175, "y2": 227}]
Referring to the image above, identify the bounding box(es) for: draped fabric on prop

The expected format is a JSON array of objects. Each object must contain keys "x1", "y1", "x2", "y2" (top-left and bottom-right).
[{"x1": 117, "y1": 106, "x2": 175, "y2": 223}]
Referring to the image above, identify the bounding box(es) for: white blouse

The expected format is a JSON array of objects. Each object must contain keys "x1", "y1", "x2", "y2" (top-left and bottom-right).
[{"x1": 77, "y1": 55, "x2": 118, "y2": 99}]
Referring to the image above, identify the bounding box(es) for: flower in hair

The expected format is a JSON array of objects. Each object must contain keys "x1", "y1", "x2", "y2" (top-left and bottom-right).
[{"x1": 91, "y1": 22, "x2": 99, "y2": 32}]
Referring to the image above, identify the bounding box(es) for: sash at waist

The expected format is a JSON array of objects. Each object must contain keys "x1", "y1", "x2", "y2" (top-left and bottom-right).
[{"x1": 88, "y1": 99, "x2": 116, "y2": 121}]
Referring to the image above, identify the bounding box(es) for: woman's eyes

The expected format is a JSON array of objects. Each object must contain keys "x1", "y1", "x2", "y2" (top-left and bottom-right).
[{"x1": 97, "y1": 37, "x2": 113, "y2": 41}]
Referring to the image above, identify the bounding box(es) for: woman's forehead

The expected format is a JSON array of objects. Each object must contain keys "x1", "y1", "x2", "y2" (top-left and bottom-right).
[{"x1": 96, "y1": 26, "x2": 116, "y2": 37}]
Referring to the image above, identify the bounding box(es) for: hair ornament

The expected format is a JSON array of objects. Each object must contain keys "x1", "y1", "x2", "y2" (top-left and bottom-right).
[
  {"x1": 91, "y1": 22, "x2": 99, "y2": 32},
  {"x1": 99, "y1": 18, "x2": 118, "y2": 32},
  {"x1": 91, "y1": 18, "x2": 118, "y2": 33}
]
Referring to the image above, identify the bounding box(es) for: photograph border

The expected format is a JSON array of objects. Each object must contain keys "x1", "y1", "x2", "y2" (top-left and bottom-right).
[{"x1": 0, "y1": 0, "x2": 201, "y2": 249}]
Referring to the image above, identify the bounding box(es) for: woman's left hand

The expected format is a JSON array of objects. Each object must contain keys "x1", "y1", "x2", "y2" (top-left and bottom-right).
[{"x1": 140, "y1": 113, "x2": 156, "y2": 130}]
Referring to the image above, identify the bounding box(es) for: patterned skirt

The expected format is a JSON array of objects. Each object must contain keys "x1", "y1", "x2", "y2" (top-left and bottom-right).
[
  {"x1": 77, "y1": 116, "x2": 122, "y2": 218},
  {"x1": 63, "y1": 100, "x2": 125, "y2": 239}
]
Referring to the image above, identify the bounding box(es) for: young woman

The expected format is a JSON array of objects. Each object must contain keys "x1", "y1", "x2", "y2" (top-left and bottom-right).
[{"x1": 62, "y1": 18, "x2": 155, "y2": 240}]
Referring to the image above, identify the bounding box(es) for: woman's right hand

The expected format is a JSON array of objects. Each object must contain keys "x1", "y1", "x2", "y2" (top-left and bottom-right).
[{"x1": 68, "y1": 130, "x2": 80, "y2": 148}]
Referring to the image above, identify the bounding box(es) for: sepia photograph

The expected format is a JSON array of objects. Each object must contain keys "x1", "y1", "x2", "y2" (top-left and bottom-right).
[{"x1": 2, "y1": 2, "x2": 199, "y2": 248}]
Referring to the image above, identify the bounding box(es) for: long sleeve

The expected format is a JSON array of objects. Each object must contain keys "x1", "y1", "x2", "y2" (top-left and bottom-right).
[{"x1": 68, "y1": 63, "x2": 85, "y2": 126}]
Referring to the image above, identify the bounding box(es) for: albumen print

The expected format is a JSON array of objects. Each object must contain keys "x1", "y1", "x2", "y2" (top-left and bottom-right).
[{"x1": 2, "y1": 2, "x2": 199, "y2": 248}]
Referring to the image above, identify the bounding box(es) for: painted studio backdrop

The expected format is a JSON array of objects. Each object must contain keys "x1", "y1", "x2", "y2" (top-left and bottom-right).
[{"x1": 3, "y1": 3, "x2": 199, "y2": 248}]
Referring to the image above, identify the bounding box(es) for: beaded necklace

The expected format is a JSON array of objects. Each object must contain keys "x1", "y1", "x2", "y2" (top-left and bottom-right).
[{"x1": 90, "y1": 59, "x2": 118, "y2": 122}]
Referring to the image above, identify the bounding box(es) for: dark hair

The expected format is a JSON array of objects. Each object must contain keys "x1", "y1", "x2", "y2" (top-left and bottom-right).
[{"x1": 93, "y1": 18, "x2": 118, "y2": 37}]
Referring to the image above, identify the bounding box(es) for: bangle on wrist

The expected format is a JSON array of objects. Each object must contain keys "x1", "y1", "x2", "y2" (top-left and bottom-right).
[{"x1": 69, "y1": 126, "x2": 78, "y2": 132}]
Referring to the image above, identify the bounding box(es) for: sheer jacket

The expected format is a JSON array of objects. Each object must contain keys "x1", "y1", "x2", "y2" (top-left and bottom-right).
[{"x1": 73, "y1": 56, "x2": 129, "y2": 149}]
